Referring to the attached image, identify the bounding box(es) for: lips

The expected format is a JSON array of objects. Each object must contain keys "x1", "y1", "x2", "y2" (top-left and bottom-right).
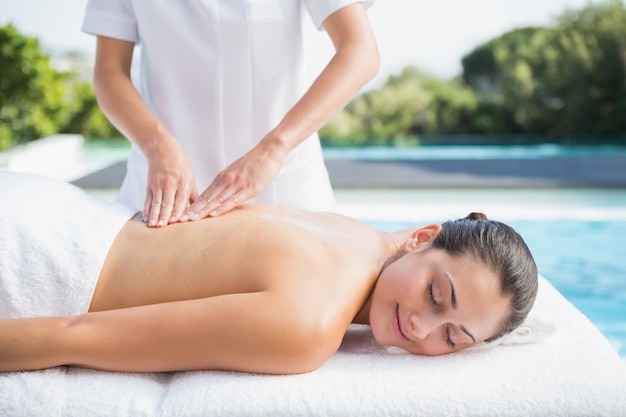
[{"x1": 393, "y1": 304, "x2": 411, "y2": 342}]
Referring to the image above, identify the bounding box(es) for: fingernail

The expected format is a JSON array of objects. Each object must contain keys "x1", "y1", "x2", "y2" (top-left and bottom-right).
[
  {"x1": 157, "y1": 220, "x2": 165, "y2": 227},
  {"x1": 149, "y1": 220, "x2": 156, "y2": 227},
  {"x1": 190, "y1": 213, "x2": 199, "y2": 220},
  {"x1": 169, "y1": 216, "x2": 177, "y2": 223},
  {"x1": 209, "y1": 210, "x2": 218, "y2": 216},
  {"x1": 180, "y1": 214, "x2": 188, "y2": 221}
]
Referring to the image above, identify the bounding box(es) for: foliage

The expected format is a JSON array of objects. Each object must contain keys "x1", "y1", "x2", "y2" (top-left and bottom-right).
[
  {"x1": 320, "y1": 67, "x2": 482, "y2": 146},
  {"x1": 0, "y1": 24, "x2": 67, "y2": 150},
  {"x1": 322, "y1": 0, "x2": 626, "y2": 145},
  {"x1": 0, "y1": 24, "x2": 119, "y2": 152},
  {"x1": 462, "y1": 0, "x2": 626, "y2": 137}
]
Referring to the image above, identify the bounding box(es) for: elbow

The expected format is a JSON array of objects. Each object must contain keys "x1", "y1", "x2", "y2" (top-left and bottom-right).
[
  {"x1": 365, "y1": 38, "x2": 381, "y2": 82},
  {"x1": 92, "y1": 67, "x2": 110, "y2": 103},
  {"x1": 281, "y1": 346, "x2": 339, "y2": 375},
  {"x1": 366, "y1": 44, "x2": 380, "y2": 83},
  {"x1": 351, "y1": 39, "x2": 380, "y2": 87},
  {"x1": 294, "y1": 333, "x2": 340, "y2": 374},
  {"x1": 333, "y1": 32, "x2": 379, "y2": 88},
  {"x1": 274, "y1": 319, "x2": 343, "y2": 375}
]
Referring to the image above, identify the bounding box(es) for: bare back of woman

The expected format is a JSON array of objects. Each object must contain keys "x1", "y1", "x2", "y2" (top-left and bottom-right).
[
  {"x1": 91, "y1": 206, "x2": 390, "y2": 313},
  {"x1": 8, "y1": 205, "x2": 396, "y2": 375}
]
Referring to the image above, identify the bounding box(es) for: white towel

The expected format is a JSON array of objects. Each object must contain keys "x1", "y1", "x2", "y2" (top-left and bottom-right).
[
  {"x1": 0, "y1": 172, "x2": 134, "y2": 318},
  {"x1": 2, "y1": 276, "x2": 624, "y2": 416}
]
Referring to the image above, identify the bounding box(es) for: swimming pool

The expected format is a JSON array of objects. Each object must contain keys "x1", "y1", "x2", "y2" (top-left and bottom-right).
[
  {"x1": 334, "y1": 188, "x2": 626, "y2": 361},
  {"x1": 323, "y1": 144, "x2": 626, "y2": 160}
]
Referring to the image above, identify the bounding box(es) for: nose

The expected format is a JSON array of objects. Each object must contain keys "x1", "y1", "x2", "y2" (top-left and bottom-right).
[{"x1": 409, "y1": 313, "x2": 442, "y2": 340}]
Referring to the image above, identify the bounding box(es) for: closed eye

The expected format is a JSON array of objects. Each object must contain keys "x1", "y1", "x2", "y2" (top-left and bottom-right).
[
  {"x1": 427, "y1": 282, "x2": 437, "y2": 306},
  {"x1": 445, "y1": 325, "x2": 456, "y2": 348}
]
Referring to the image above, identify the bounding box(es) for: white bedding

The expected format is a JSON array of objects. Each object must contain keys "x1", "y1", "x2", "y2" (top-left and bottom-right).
[
  {"x1": 0, "y1": 172, "x2": 134, "y2": 319},
  {"x1": 1, "y1": 276, "x2": 625, "y2": 416}
]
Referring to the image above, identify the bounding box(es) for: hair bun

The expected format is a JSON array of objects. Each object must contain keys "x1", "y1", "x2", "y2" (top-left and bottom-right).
[{"x1": 466, "y1": 212, "x2": 488, "y2": 221}]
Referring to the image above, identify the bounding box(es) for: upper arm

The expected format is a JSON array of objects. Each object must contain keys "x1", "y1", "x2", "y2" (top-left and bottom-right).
[
  {"x1": 322, "y1": 3, "x2": 378, "y2": 58},
  {"x1": 95, "y1": 36, "x2": 135, "y2": 80},
  {"x1": 67, "y1": 290, "x2": 341, "y2": 375}
]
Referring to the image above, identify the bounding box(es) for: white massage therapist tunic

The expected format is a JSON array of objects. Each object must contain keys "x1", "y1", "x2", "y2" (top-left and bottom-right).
[{"x1": 82, "y1": 0, "x2": 372, "y2": 212}]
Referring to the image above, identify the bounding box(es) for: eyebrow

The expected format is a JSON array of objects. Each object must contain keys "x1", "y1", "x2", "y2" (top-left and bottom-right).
[{"x1": 446, "y1": 273, "x2": 476, "y2": 344}]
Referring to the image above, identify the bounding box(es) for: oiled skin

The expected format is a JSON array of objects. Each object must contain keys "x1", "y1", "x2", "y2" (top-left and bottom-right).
[{"x1": 1, "y1": 205, "x2": 405, "y2": 375}]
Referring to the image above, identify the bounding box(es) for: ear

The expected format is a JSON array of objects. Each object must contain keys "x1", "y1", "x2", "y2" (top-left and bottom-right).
[{"x1": 402, "y1": 224, "x2": 442, "y2": 253}]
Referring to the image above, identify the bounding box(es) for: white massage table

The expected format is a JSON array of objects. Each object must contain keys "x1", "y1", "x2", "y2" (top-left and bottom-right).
[{"x1": 1, "y1": 276, "x2": 625, "y2": 416}]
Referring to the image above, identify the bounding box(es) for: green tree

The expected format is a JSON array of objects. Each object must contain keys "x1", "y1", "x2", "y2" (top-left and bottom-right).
[
  {"x1": 0, "y1": 24, "x2": 70, "y2": 150},
  {"x1": 323, "y1": 0, "x2": 626, "y2": 143},
  {"x1": 462, "y1": 27, "x2": 554, "y2": 133},
  {"x1": 0, "y1": 24, "x2": 120, "y2": 151},
  {"x1": 461, "y1": 0, "x2": 626, "y2": 137},
  {"x1": 320, "y1": 66, "x2": 482, "y2": 145},
  {"x1": 547, "y1": 0, "x2": 626, "y2": 135}
]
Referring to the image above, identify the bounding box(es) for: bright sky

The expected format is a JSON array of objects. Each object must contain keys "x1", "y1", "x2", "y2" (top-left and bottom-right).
[{"x1": 0, "y1": 0, "x2": 613, "y2": 88}]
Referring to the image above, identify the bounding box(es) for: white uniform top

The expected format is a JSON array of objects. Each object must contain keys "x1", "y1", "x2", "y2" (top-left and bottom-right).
[{"x1": 82, "y1": 0, "x2": 373, "y2": 212}]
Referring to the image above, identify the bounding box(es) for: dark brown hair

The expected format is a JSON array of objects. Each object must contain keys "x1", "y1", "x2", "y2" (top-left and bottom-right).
[{"x1": 432, "y1": 213, "x2": 538, "y2": 342}]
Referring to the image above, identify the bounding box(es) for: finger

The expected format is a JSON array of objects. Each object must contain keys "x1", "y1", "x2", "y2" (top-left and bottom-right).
[
  {"x1": 179, "y1": 184, "x2": 224, "y2": 222},
  {"x1": 177, "y1": 188, "x2": 199, "y2": 223},
  {"x1": 183, "y1": 185, "x2": 235, "y2": 221},
  {"x1": 182, "y1": 196, "x2": 219, "y2": 221},
  {"x1": 207, "y1": 191, "x2": 248, "y2": 217},
  {"x1": 143, "y1": 193, "x2": 152, "y2": 223},
  {"x1": 200, "y1": 184, "x2": 247, "y2": 218},
  {"x1": 156, "y1": 185, "x2": 178, "y2": 227},
  {"x1": 156, "y1": 188, "x2": 177, "y2": 227},
  {"x1": 169, "y1": 188, "x2": 190, "y2": 224},
  {"x1": 189, "y1": 187, "x2": 200, "y2": 204},
  {"x1": 147, "y1": 191, "x2": 163, "y2": 228},
  {"x1": 170, "y1": 184, "x2": 198, "y2": 223},
  {"x1": 156, "y1": 201, "x2": 174, "y2": 227}
]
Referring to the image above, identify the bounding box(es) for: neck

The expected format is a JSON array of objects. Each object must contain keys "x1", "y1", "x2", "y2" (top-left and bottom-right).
[{"x1": 351, "y1": 228, "x2": 417, "y2": 325}]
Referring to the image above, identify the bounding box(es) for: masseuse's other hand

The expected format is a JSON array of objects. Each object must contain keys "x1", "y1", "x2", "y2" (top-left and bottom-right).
[
  {"x1": 144, "y1": 143, "x2": 198, "y2": 228},
  {"x1": 181, "y1": 139, "x2": 285, "y2": 220}
]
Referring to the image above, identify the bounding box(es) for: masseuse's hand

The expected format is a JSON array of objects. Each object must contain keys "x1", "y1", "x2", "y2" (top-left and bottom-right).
[
  {"x1": 180, "y1": 139, "x2": 285, "y2": 220},
  {"x1": 144, "y1": 143, "x2": 198, "y2": 228}
]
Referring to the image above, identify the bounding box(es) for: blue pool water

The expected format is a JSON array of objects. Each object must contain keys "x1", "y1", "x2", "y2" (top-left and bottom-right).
[
  {"x1": 323, "y1": 144, "x2": 626, "y2": 160},
  {"x1": 80, "y1": 139, "x2": 131, "y2": 171},
  {"x1": 517, "y1": 220, "x2": 626, "y2": 359}
]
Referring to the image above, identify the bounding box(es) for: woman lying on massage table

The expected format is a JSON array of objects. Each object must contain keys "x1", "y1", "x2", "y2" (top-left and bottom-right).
[{"x1": 0, "y1": 173, "x2": 537, "y2": 375}]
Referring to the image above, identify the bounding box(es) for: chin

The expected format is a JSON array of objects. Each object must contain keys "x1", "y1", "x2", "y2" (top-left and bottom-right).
[
  {"x1": 382, "y1": 345, "x2": 410, "y2": 354},
  {"x1": 370, "y1": 324, "x2": 395, "y2": 350}
]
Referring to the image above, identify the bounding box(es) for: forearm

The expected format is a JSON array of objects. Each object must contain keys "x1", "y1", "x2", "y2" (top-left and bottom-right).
[
  {"x1": 268, "y1": 43, "x2": 378, "y2": 153},
  {"x1": 262, "y1": 3, "x2": 380, "y2": 155},
  {"x1": 95, "y1": 70, "x2": 180, "y2": 159},
  {"x1": 0, "y1": 316, "x2": 71, "y2": 372},
  {"x1": 0, "y1": 293, "x2": 335, "y2": 375},
  {"x1": 94, "y1": 37, "x2": 180, "y2": 160},
  {"x1": 0, "y1": 312, "x2": 164, "y2": 373}
]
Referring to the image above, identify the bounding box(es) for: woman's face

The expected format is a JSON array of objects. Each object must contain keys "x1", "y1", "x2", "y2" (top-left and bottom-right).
[{"x1": 369, "y1": 225, "x2": 511, "y2": 355}]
